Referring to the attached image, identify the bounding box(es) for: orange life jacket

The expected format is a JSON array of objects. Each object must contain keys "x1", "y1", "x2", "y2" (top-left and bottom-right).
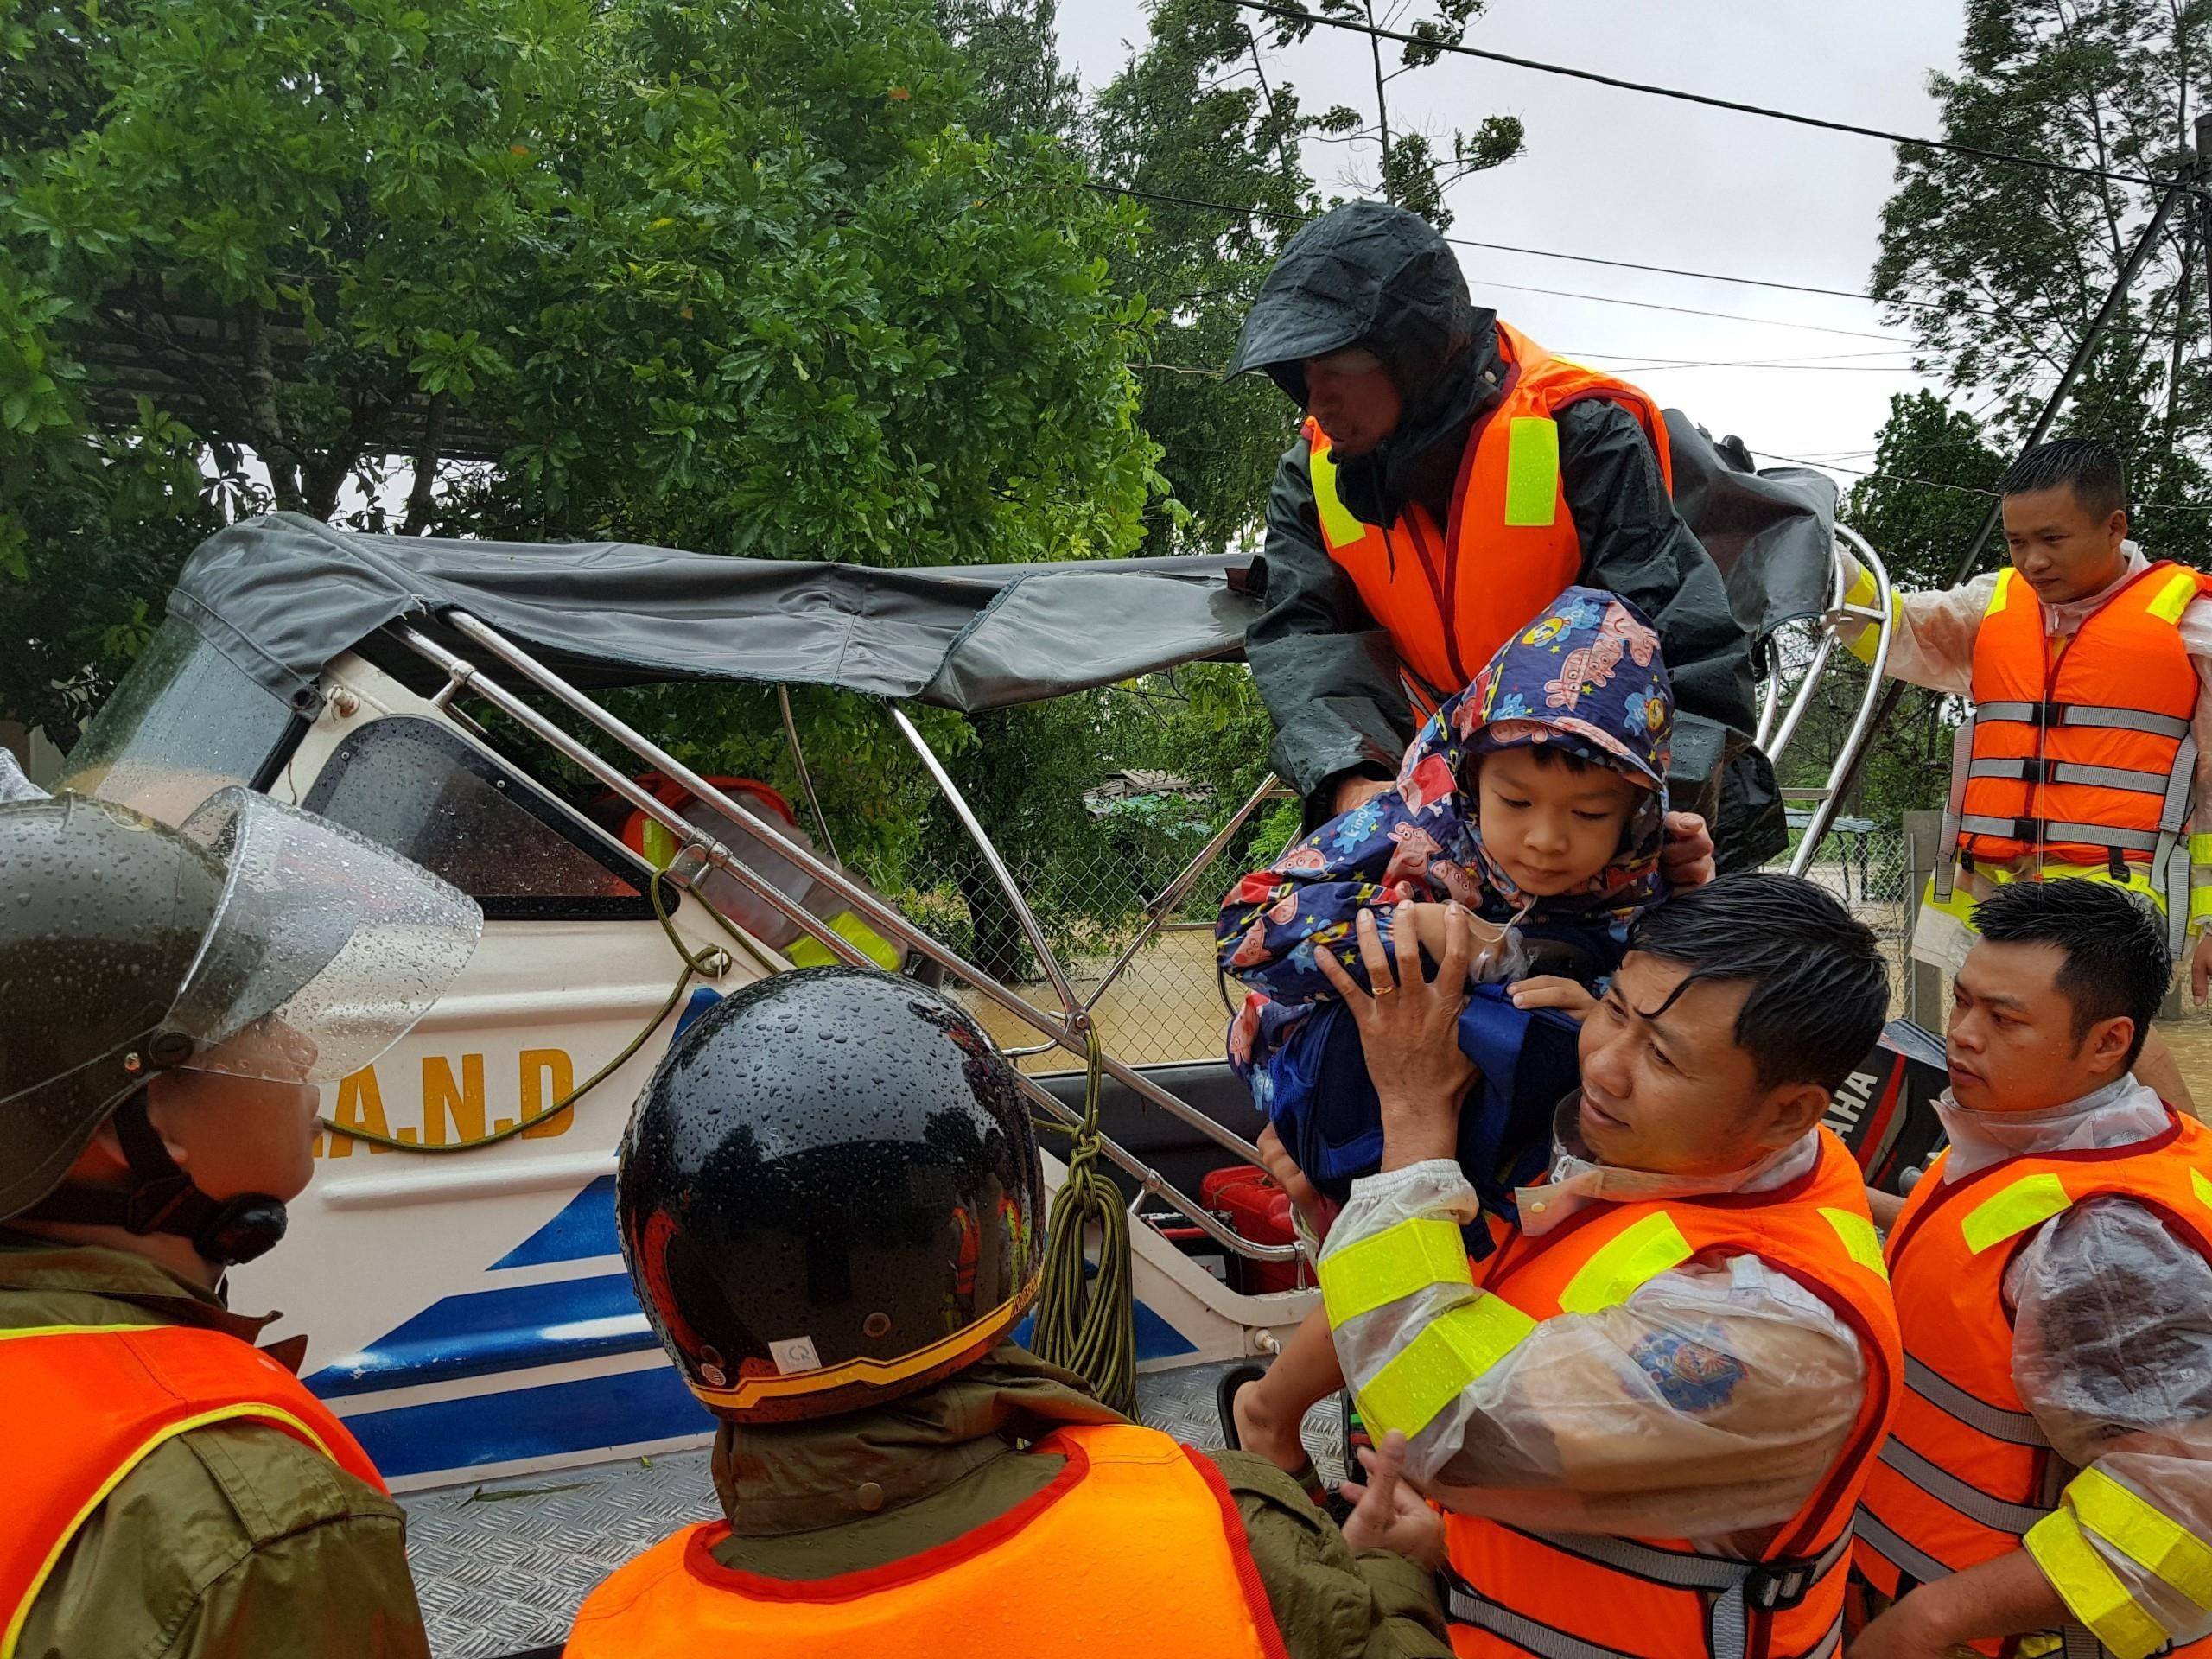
[
  {"x1": 1305, "y1": 321, "x2": 1675, "y2": 709},
  {"x1": 0, "y1": 1323, "x2": 386, "y2": 1659},
  {"x1": 1854, "y1": 1109, "x2": 2212, "y2": 1658},
  {"x1": 1955, "y1": 562, "x2": 2210, "y2": 879},
  {"x1": 1440, "y1": 1128, "x2": 1901, "y2": 1659},
  {"x1": 563, "y1": 1421, "x2": 1288, "y2": 1658}
]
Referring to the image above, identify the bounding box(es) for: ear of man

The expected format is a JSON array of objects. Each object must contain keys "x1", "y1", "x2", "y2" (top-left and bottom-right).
[
  {"x1": 2082, "y1": 1014, "x2": 2134, "y2": 1081},
  {"x1": 1754, "y1": 1082, "x2": 1833, "y2": 1151}
]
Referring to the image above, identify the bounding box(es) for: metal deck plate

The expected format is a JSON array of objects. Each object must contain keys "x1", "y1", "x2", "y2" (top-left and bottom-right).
[{"x1": 404, "y1": 1359, "x2": 1349, "y2": 1657}]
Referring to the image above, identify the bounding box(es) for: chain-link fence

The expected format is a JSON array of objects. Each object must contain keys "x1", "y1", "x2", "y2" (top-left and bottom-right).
[
  {"x1": 878, "y1": 785, "x2": 1293, "y2": 1071},
  {"x1": 882, "y1": 788, "x2": 1942, "y2": 1072},
  {"x1": 1766, "y1": 819, "x2": 1917, "y2": 1019}
]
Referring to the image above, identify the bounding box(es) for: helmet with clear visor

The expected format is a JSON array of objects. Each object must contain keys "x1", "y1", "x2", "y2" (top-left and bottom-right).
[{"x1": 0, "y1": 789, "x2": 483, "y2": 1224}]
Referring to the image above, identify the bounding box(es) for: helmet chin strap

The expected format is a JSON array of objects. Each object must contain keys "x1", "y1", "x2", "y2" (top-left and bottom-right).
[{"x1": 25, "y1": 1093, "x2": 289, "y2": 1267}]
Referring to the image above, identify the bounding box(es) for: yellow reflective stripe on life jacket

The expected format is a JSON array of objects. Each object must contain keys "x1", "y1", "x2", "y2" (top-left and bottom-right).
[
  {"x1": 2025, "y1": 1508, "x2": 2173, "y2": 1659},
  {"x1": 1356, "y1": 1292, "x2": 1538, "y2": 1441},
  {"x1": 1308, "y1": 441, "x2": 1367, "y2": 547},
  {"x1": 2067, "y1": 1466, "x2": 2212, "y2": 1611},
  {"x1": 2192, "y1": 1169, "x2": 2212, "y2": 1213},
  {"x1": 1555, "y1": 1211, "x2": 1693, "y2": 1314},
  {"x1": 2149, "y1": 569, "x2": 2203, "y2": 625},
  {"x1": 1961, "y1": 1172, "x2": 2072, "y2": 1255},
  {"x1": 1986, "y1": 570, "x2": 2018, "y2": 617},
  {"x1": 1319, "y1": 1217, "x2": 1473, "y2": 1327},
  {"x1": 1502, "y1": 416, "x2": 1560, "y2": 528},
  {"x1": 1821, "y1": 1206, "x2": 1890, "y2": 1280}
]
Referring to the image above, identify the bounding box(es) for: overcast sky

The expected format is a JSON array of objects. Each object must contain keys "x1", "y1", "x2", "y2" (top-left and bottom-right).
[{"x1": 1055, "y1": 0, "x2": 1973, "y2": 489}]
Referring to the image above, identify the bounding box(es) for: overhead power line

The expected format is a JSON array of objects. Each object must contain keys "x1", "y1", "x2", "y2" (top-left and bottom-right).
[
  {"x1": 1469, "y1": 276, "x2": 1905, "y2": 340},
  {"x1": 1751, "y1": 448, "x2": 2212, "y2": 515},
  {"x1": 1226, "y1": 1, "x2": 2170, "y2": 188},
  {"x1": 1092, "y1": 181, "x2": 1911, "y2": 341},
  {"x1": 1098, "y1": 181, "x2": 1955, "y2": 321}
]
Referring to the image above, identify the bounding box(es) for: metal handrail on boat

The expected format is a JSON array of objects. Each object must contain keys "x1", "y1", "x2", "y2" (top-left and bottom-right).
[
  {"x1": 394, "y1": 616, "x2": 1300, "y2": 1267},
  {"x1": 1780, "y1": 528, "x2": 1897, "y2": 876}
]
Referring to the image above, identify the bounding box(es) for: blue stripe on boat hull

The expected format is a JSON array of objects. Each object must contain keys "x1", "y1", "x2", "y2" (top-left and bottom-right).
[
  {"x1": 335, "y1": 1301, "x2": 1198, "y2": 1481},
  {"x1": 343, "y1": 1361, "x2": 713, "y2": 1480}
]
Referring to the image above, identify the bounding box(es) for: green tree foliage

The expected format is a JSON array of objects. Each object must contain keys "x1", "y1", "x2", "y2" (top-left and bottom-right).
[
  {"x1": 1092, "y1": 0, "x2": 1319, "y2": 556},
  {"x1": 1874, "y1": 0, "x2": 2212, "y2": 567},
  {"x1": 1258, "y1": 0, "x2": 1522, "y2": 229},
  {"x1": 936, "y1": 0, "x2": 1082, "y2": 142},
  {"x1": 2, "y1": 0, "x2": 1162, "y2": 835}
]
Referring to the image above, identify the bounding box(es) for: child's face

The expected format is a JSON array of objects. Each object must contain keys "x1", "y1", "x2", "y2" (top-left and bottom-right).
[{"x1": 1474, "y1": 748, "x2": 1643, "y2": 897}]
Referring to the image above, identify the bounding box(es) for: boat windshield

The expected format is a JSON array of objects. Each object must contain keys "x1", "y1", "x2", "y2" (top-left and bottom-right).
[{"x1": 56, "y1": 617, "x2": 302, "y2": 825}]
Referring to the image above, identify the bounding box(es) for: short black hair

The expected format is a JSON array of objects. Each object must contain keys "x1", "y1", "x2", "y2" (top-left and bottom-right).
[
  {"x1": 1971, "y1": 880, "x2": 2170, "y2": 1068},
  {"x1": 1625, "y1": 873, "x2": 1890, "y2": 1092},
  {"x1": 1999, "y1": 437, "x2": 2128, "y2": 521}
]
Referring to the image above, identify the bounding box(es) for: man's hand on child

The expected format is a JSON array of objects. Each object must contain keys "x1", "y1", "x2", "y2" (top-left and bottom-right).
[
  {"x1": 1660, "y1": 812, "x2": 1717, "y2": 891},
  {"x1": 1318, "y1": 908, "x2": 1476, "y2": 1171},
  {"x1": 1508, "y1": 976, "x2": 1597, "y2": 1020},
  {"x1": 1339, "y1": 1431, "x2": 1445, "y2": 1571},
  {"x1": 2192, "y1": 930, "x2": 2212, "y2": 1004},
  {"x1": 1255, "y1": 1124, "x2": 1332, "y2": 1241}
]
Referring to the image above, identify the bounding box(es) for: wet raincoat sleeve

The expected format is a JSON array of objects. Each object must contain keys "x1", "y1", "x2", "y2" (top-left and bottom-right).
[
  {"x1": 1834, "y1": 556, "x2": 1996, "y2": 697},
  {"x1": 1248, "y1": 435, "x2": 1421, "y2": 823},
  {"x1": 1217, "y1": 1449, "x2": 1456, "y2": 1658},
  {"x1": 2010, "y1": 1199, "x2": 2212, "y2": 1659},
  {"x1": 1316, "y1": 1161, "x2": 1866, "y2": 1543},
  {"x1": 1554, "y1": 401, "x2": 1758, "y2": 765}
]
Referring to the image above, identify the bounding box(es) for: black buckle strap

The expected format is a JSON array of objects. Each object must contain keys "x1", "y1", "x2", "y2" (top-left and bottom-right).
[{"x1": 1745, "y1": 1559, "x2": 1815, "y2": 1612}]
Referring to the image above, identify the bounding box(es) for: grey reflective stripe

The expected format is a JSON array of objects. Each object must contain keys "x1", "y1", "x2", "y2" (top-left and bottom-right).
[
  {"x1": 1854, "y1": 1508, "x2": 1955, "y2": 1585},
  {"x1": 1963, "y1": 759, "x2": 2170, "y2": 793},
  {"x1": 1443, "y1": 1581, "x2": 1843, "y2": 1659},
  {"x1": 1957, "y1": 816, "x2": 2161, "y2": 854},
  {"x1": 1904, "y1": 1356, "x2": 2051, "y2": 1446},
  {"x1": 1974, "y1": 702, "x2": 2191, "y2": 739},
  {"x1": 1878, "y1": 1440, "x2": 2053, "y2": 1535},
  {"x1": 1519, "y1": 1529, "x2": 1756, "y2": 1591},
  {"x1": 1444, "y1": 1591, "x2": 1643, "y2": 1659},
  {"x1": 2054, "y1": 762, "x2": 2173, "y2": 792}
]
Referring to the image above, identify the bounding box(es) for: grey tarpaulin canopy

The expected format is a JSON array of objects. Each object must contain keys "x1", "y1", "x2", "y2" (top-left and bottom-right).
[
  {"x1": 170, "y1": 512, "x2": 1262, "y2": 713},
  {"x1": 168, "y1": 423, "x2": 1834, "y2": 713}
]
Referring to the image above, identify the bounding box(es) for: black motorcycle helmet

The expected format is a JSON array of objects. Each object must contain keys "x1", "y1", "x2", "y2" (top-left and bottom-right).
[{"x1": 617, "y1": 966, "x2": 1045, "y2": 1423}]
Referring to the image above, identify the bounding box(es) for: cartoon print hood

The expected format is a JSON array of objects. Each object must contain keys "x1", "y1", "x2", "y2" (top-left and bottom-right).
[{"x1": 1395, "y1": 585, "x2": 1672, "y2": 926}]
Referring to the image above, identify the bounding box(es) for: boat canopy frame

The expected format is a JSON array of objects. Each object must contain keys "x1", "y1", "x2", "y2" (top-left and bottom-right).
[{"x1": 379, "y1": 522, "x2": 1894, "y2": 1268}]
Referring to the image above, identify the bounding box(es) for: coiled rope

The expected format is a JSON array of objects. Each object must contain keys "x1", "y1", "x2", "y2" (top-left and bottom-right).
[{"x1": 1029, "y1": 1020, "x2": 1136, "y2": 1414}]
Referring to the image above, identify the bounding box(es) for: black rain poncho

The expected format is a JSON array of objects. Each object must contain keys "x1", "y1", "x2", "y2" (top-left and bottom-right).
[{"x1": 1227, "y1": 201, "x2": 1781, "y2": 868}]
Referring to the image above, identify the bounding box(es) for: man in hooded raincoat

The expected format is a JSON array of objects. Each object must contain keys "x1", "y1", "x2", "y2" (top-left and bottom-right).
[{"x1": 1229, "y1": 200, "x2": 1771, "y2": 868}]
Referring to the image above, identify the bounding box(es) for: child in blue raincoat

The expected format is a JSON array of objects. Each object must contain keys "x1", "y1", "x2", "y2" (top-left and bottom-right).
[{"x1": 1214, "y1": 586, "x2": 1673, "y2": 1484}]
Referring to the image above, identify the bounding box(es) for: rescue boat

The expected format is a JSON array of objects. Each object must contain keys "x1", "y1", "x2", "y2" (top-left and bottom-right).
[{"x1": 54, "y1": 413, "x2": 1916, "y2": 1656}]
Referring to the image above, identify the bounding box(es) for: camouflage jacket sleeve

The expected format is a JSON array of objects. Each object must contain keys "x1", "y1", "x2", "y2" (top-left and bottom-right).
[
  {"x1": 1215, "y1": 1448, "x2": 1454, "y2": 1659},
  {"x1": 17, "y1": 1420, "x2": 429, "y2": 1659}
]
